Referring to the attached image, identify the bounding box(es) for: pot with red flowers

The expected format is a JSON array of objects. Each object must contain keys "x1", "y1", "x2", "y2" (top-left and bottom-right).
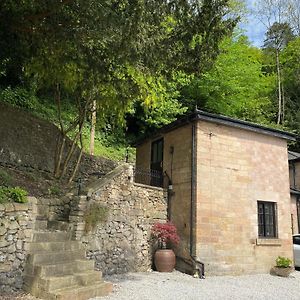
[{"x1": 151, "y1": 221, "x2": 180, "y2": 272}]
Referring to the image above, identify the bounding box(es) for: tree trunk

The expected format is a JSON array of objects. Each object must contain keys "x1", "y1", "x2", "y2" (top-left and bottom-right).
[
  {"x1": 68, "y1": 130, "x2": 84, "y2": 184},
  {"x1": 59, "y1": 98, "x2": 89, "y2": 181},
  {"x1": 276, "y1": 49, "x2": 282, "y2": 125},
  {"x1": 282, "y1": 81, "x2": 285, "y2": 123},
  {"x1": 90, "y1": 100, "x2": 97, "y2": 155},
  {"x1": 54, "y1": 84, "x2": 66, "y2": 178}
]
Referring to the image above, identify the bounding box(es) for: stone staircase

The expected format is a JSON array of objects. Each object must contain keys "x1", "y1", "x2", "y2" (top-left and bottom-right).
[{"x1": 24, "y1": 219, "x2": 112, "y2": 300}]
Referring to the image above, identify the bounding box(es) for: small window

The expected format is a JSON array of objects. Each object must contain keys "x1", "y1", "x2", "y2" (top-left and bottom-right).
[{"x1": 258, "y1": 201, "x2": 277, "y2": 238}]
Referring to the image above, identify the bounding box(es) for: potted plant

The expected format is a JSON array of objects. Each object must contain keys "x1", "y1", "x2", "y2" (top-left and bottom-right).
[
  {"x1": 271, "y1": 256, "x2": 293, "y2": 277},
  {"x1": 151, "y1": 221, "x2": 180, "y2": 272}
]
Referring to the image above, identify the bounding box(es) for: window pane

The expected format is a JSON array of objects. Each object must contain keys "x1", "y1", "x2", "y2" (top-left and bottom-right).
[{"x1": 257, "y1": 201, "x2": 277, "y2": 238}]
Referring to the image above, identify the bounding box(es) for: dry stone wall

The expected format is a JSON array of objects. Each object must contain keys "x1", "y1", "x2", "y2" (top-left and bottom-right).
[
  {"x1": 70, "y1": 164, "x2": 167, "y2": 275},
  {"x1": 0, "y1": 198, "x2": 37, "y2": 292}
]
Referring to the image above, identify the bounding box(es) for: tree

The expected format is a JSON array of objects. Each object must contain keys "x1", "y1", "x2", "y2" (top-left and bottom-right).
[
  {"x1": 0, "y1": 0, "x2": 239, "y2": 181},
  {"x1": 263, "y1": 22, "x2": 294, "y2": 124},
  {"x1": 189, "y1": 34, "x2": 275, "y2": 123},
  {"x1": 281, "y1": 38, "x2": 300, "y2": 135}
]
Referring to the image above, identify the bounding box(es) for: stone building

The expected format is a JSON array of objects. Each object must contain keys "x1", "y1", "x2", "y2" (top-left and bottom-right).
[
  {"x1": 135, "y1": 110, "x2": 296, "y2": 275},
  {"x1": 289, "y1": 151, "x2": 300, "y2": 235}
]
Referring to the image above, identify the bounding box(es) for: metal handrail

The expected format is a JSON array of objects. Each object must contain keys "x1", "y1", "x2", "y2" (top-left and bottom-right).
[{"x1": 134, "y1": 167, "x2": 163, "y2": 187}]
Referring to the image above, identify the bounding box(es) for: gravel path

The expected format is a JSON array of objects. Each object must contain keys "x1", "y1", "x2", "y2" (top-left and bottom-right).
[
  {"x1": 3, "y1": 271, "x2": 300, "y2": 300},
  {"x1": 95, "y1": 271, "x2": 300, "y2": 300}
]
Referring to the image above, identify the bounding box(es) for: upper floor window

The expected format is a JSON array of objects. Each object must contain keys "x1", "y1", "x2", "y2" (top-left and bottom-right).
[{"x1": 258, "y1": 201, "x2": 277, "y2": 238}]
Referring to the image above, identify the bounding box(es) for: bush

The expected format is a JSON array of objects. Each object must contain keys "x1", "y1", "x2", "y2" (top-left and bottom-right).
[
  {"x1": 9, "y1": 186, "x2": 28, "y2": 203},
  {"x1": 151, "y1": 221, "x2": 180, "y2": 249},
  {"x1": 84, "y1": 203, "x2": 109, "y2": 232},
  {"x1": 0, "y1": 86, "x2": 39, "y2": 110},
  {"x1": 48, "y1": 185, "x2": 61, "y2": 196},
  {"x1": 0, "y1": 186, "x2": 28, "y2": 204},
  {"x1": 276, "y1": 256, "x2": 292, "y2": 268}
]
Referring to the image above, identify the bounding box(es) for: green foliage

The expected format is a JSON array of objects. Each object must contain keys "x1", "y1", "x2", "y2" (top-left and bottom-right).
[
  {"x1": 84, "y1": 203, "x2": 109, "y2": 233},
  {"x1": 263, "y1": 22, "x2": 294, "y2": 51},
  {"x1": 0, "y1": 87, "x2": 39, "y2": 110},
  {"x1": 281, "y1": 37, "x2": 300, "y2": 134},
  {"x1": 193, "y1": 34, "x2": 275, "y2": 124},
  {"x1": 0, "y1": 187, "x2": 10, "y2": 204},
  {"x1": 0, "y1": 186, "x2": 28, "y2": 204},
  {"x1": 0, "y1": 169, "x2": 12, "y2": 186},
  {"x1": 276, "y1": 256, "x2": 292, "y2": 268},
  {"x1": 48, "y1": 185, "x2": 61, "y2": 196}
]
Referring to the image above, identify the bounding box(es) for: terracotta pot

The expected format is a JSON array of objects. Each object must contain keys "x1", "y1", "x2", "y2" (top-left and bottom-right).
[
  {"x1": 271, "y1": 266, "x2": 293, "y2": 277},
  {"x1": 154, "y1": 249, "x2": 176, "y2": 272}
]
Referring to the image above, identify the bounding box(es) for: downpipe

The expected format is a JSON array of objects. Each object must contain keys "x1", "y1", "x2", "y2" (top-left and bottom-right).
[{"x1": 191, "y1": 123, "x2": 205, "y2": 279}]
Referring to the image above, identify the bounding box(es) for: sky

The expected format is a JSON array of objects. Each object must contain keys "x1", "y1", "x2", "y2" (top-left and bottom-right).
[{"x1": 238, "y1": 0, "x2": 267, "y2": 48}]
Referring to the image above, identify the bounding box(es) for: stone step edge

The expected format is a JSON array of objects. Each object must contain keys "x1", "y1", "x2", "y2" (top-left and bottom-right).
[
  {"x1": 50, "y1": 281, "x2": 113, "y2": 296},
  {"x1": 27, "y1": 241, "x2": 85, "y2": 253},
  {"x1": 25, "y1": 259, "x2": 94, "y2": 270},
  {"x1": 40, "y1": 270, "x2": 103, "y2": 281}
]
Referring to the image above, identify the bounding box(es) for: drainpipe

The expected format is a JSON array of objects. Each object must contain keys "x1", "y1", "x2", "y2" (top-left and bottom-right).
[
  {"x1": 190, "y1": 124, "x2": 196, "y2": 258},
  {"x1": 293, "y1": 162, "x2": 296, "y2": 189},
  {"x1": 190, "y1": 122, "x2": 205, "y2": 279}
]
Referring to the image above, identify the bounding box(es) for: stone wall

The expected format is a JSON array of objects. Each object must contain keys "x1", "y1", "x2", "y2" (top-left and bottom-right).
[
  {"x1": 69, "y1": 164, "x2": 167, "y2": 275},
  {"x1": 0, "y1": 198, "x2": 37, "y2": 292}
]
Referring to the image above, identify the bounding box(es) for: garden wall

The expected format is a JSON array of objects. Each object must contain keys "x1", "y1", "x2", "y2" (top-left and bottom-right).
[
  {"x1": 69, "y1": 164, "x2": 167, "y2": 275},
  {"x1": 0, "y1": 197, "x2": 37, "y2": 292}
]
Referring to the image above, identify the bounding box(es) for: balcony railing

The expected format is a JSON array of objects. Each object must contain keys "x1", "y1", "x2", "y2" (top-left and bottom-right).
[{"x1": 134, "y1": 167, "x2": 163, "y2": 188}]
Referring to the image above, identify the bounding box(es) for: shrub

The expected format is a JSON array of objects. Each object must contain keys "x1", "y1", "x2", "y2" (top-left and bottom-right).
[
  {"x1": 151, "y1": 221, "x2": 180, "y2": 249},
  {"x1": 84, "y1": 203, "x2": 109, "y2": 232},
  {"x1": 0, "y1": 186, "x2": 28, "y2": 204},
  {"x1": 276, "y1": 256, "x2": 292, "y2": 268},
  {"x1": 48, "y1": 185, "x2": 61, "y2": 196},
  {"x1": 1, "y1": 87, "x2": 39, "y2": 110},
  {"x1": 9, "y1": 187, "x2": 28, "y2": 203}
]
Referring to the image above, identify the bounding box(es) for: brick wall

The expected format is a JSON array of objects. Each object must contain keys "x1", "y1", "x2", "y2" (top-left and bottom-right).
[
  {"x1": 196, "y1": 120, "x2": 293, "y2": 275},
  {"x1": 136, "y1": 124, "x2": 193, "y2": 259}
]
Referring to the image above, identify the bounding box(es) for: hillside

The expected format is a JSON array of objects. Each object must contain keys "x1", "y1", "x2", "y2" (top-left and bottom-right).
[{"x1": 0, "y1": 102, "x2": 117, "y2": 196}]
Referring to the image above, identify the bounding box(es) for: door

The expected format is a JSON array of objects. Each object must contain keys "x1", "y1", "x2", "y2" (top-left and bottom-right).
[{"x1": 151, "y1": 138, "x2": 164, "y2": 186}]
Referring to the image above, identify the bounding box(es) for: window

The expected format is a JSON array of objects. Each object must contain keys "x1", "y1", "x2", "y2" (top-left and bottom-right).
[{"x1": 258, "y1": 201, "x2": 277, "y2": 238}]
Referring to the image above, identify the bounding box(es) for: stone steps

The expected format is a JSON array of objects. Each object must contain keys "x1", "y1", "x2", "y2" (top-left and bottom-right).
[
  {"x1": 27, "y1": 249, "x2": 86, "y2": 264},
  {"x1": 46, "y1": 282, "x2": 112, "y2": 300},
  {"x1": 24, "y1": 223, "x2": 112, "y2": 299},
  {"x1": 32, "y1": 231, "x2": 72, "y2": 242},
  {"x1": 28, "y1": 240, "x2": 84, "y2": 253},
  {"x1": 25, "y1": 259, "x2": 95, "y2": 277}
]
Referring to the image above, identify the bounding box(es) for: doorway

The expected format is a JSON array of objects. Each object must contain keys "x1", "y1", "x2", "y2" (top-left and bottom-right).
[{"x1": 151, "y1": 138, "x2": 164, "y2": 187}]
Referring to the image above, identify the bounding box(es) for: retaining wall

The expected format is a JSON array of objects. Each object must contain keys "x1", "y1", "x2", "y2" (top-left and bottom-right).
[
  {"x1": 70, "y1": 164, "x2": 167, "y2": 274},
  {"x1": 0, "y1": 198, "x2": 37, "y2": 292}
]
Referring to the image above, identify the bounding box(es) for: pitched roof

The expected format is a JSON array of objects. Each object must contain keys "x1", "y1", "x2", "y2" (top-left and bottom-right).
[
  {"x1": 288, "y1": 151, "x2": 300, "y2": 161},
  {"x1": 291, "y1": 187, "x2": 300, "y2": 195}
]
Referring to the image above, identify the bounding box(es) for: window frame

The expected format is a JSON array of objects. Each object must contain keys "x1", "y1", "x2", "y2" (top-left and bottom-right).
[{"x1": 257, "y1": 201, "x2": 278, "y2": 239}]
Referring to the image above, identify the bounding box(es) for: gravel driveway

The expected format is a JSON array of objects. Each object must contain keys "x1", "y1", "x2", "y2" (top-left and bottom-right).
[
  {"x1": 3, "y1": 271, "x2": 300, "y2": 300},
  {"x1": 96, "y1": 270, "x2": 300, "y2": 300}
]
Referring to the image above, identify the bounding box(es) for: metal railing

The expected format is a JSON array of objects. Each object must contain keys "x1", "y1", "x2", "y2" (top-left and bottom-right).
[{"x1": 134, "y1": 167, "x2": 163, "y2": 187}]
